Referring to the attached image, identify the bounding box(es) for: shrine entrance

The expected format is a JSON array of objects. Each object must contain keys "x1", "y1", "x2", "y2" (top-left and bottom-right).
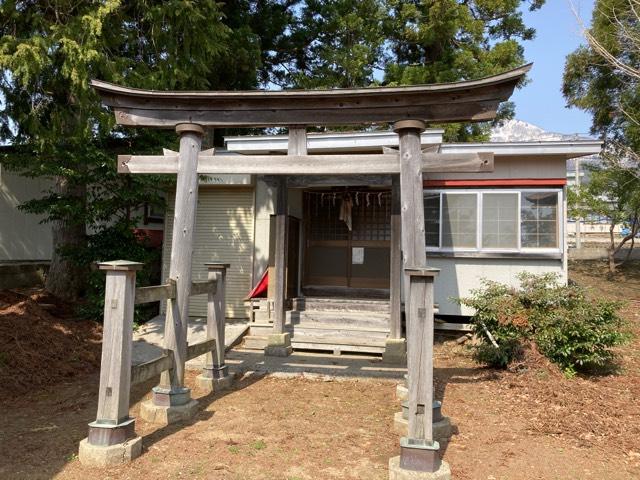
[
  {"x1": 80, "y1": 64, "x2": 529, "y2": 478},
  {"x1": 303, "y1": 187, "x2": 392, "y2": 293}
]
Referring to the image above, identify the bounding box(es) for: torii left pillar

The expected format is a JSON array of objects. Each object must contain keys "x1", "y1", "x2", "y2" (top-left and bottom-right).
[{"x1": 140, "y1": 123, "x2": 203, "y2": 425}]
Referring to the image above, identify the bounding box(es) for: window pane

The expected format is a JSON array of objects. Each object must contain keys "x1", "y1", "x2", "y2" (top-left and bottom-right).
[
  {"x1": 424, "y1": 193, "x2": 440, "y2": 247},
  {"x1": 441, "y1": 193, "x2": 477, "y2": 248},
  {"x1": 521, "y1": 192, "x2": 559, "y2": 248},
  {"x1": 482, "y1": 193, "x2": 518, "y2": 248}
]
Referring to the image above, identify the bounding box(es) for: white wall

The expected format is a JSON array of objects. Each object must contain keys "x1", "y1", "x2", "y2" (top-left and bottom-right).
[
  {"x1": 0, "y1": 166, "x2": 52, "y2": 261},
  {"x1": 427, "y1": 155, "x2": 566, "y2": 181},
  {"x1": 428, "y1": 257, "x2": 566, "y2": 316}
]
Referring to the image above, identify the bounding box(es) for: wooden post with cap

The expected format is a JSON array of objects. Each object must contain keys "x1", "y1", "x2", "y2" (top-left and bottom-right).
[
  {"x1": 79, "y1": 260, "x2": 143, "y2": 466},
  {"x1": 196, "y1": 262, "x2": 233, "y2": 392}
]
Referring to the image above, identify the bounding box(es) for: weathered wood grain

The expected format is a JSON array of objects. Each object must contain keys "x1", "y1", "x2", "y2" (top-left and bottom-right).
[
  {"x1": 272, "y1": 127, "x2": 307, "y2": 334},
  {"x1": 205, "y1": 263, "x2": 229, "y2": 370},
  {"x1": 95, "y1": 262, "x2": 140, "y2": 424},
  {"x1": 91, "y1": 65, "x2": 530, "y2": 128},
  {"x1": 117, "y1": 152, "x2": 493, "y2": 175},
  {"x1": 134, "y1": 281, "x2": 176, "y2": 304},
  {"x1": 396, "y1": 121, "x2": 434, "y2": 446},
  {"x1": 189, "y1": 279, "x2": 217, "y2": 297},
  {"x1": 131, "y1": 338, "x2": 217, "y2": 386},
  {"x1": 389, "y1": 175, "x2": 402, "y2": 339},
  {"x1": 160, "y1": 124, "x2": 203, "y2": 392}
]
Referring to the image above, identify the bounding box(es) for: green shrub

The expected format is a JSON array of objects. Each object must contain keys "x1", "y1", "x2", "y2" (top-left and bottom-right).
[
  {"x1": 456, "y1": 279, "x2": 529, "y2": 368},
  {"x1": 458, "y1": 273, "x2": 629, "y2": 375},
  {"x1": 71, "y1": 222, "x2": 160, "y2": 324},
  {"x1": 534, "y1": 299, "x2": 628, "y2": 376}
]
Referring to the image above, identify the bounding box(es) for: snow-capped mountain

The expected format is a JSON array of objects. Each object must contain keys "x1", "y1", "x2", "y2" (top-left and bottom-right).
[
  {"x1": 490, "y1": 119, "x2": 600, "y2": 172},
  {"x1": 490, "y1": 119, "x2": 588, "y2": 143}
]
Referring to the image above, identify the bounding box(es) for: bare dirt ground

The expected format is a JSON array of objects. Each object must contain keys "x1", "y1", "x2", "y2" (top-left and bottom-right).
[{"x1": 1, "y1": 261, "x2": 639, "y2": 480}]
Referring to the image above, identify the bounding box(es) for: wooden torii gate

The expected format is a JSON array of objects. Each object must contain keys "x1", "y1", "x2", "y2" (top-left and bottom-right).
[{"x1": 82, "y1": 64, "x2": 530, "y2": 477}]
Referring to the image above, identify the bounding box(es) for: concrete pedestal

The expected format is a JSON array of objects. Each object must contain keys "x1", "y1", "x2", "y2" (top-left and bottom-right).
[
  {"x1": 196, "y1": 373, "x2": 234, "y2": 393},
  {"x1": 383, "y1": 338, "x2": 407, "y2": 364},
  {"x1": 393, "y1": 412, "x2": 453, "y2": 442},
  {"x1": 389, "y1": 456, "x2": 451, "y2": 480},
  {"x1": 139, "y1": 389, "x2": 199, "y2": 426},
  {"x1": 396, "y1": 384, "x2": 408, "y2": 401},
  {"x1": 264, "y1": 332, "x2": 293, "y2": 357},
  {"x1": 78, "y1": 436, "x2": 142, "y2": 467}
]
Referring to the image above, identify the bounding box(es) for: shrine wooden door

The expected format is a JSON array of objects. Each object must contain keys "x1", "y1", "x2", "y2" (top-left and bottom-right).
[{"x1": 303, "y1": 188, "x2": 391, "y2": 292}]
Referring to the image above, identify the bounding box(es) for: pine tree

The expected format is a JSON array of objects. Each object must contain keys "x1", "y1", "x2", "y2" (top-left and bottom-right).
[
  {"x1": 270, "y1": 0, "x2": 544, "y2": 140},
  {"x1": 0, "y1": 1, "x2": 281, "y2": 300},
  {"x1": 384, "y1": 0, "x2": 545, "y2": 141}
]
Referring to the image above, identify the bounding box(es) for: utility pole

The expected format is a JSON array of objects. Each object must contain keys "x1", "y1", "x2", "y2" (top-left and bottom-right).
[{"x1": 575, "y1": 158, "x2": 582, "y2": 249}]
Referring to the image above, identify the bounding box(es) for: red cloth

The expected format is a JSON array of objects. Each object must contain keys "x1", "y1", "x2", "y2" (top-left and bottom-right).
[{"x1": 246, "y1": 269, "x2": 268, "y2": 299}]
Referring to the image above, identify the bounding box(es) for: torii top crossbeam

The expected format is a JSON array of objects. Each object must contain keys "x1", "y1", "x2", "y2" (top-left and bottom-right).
[{"x1": 91, "y1": 64, "x2": 530, "y2": 128}]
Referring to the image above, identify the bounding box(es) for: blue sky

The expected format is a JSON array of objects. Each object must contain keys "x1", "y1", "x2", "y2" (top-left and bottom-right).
[{"x1": 512, "y1": 0, "x2": 596, "y2": 135}]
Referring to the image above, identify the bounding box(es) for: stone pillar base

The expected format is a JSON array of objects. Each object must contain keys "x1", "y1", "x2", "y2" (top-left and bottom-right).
[
  {"x1": 78, "y1": 436, "x2": 142, "y2": 467},
  {"x1": 264, "y1": 333, "x2": 293, "y2": 357},
  {"x1": 383, "y1": 338, "x2": 407, "y2": 364},
  {"x1": 389, "y1": 456, "x2": 451, "y2": 480},
  {"x1": 139, "y1": 398, "x2": 199, "y2": 425},
  {"x1": 393, "y1": 412, "x2": 453, "y2": 442},
  {"x1": 396, "y1": 384, "x2": 408, "y2": 402},
  {"x1": 196, "y1": 373, "x2": 234, "y2": 393}
]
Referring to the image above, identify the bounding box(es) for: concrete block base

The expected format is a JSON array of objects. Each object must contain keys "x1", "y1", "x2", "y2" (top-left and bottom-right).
[
  {"x1": 393, "y1": 412, "x2": 453, "y2": 442},
  {"x1": 139, "y1": 399, "x2": 199, "y2": 425},
  {"x1": 264, "y1": 332, "x2": 293, "y2": 357},
  {"x1": 396, "y1": 384, "x2": 408, "y2": 402},
  {"x1": 388, "y1": 456, "x2": 451, "y2": 480},
  {"x1": 78, "y1": 436, "x2": 142, "y2": 467},
  {"x1": 196, "y1": 373, "x2": 234, "y2": 393},
  {"x1": 264, "y1": 345, "x2": 293, "y2": 357},
  {"x1": 383, "y1": 338, "x2": 407, "y2": 364}
]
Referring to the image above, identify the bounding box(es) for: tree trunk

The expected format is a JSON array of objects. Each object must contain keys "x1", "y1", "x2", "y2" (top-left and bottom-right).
[
  {"x1": 45, "y1": 176, "x2": 88, "y2": 301},
  {"x1": 608, "y1": 222, "x2": 617, "y2": 275}
]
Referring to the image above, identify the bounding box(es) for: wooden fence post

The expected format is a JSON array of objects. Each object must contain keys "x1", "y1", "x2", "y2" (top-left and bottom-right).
[
  {"x1": 79, "y1": 260, "x2": 143, "y2": 467},
  {"x1": 197, "y1": 263, "x2": 233, "y2": 392},
  {"x1": 393, "y1": 267, "x2": 450, "y2": 477}
]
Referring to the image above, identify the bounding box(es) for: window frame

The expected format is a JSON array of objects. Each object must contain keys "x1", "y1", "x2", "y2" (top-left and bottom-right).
[{"x1": 424, "y1": 188, "x2": 563, "y2": 254}]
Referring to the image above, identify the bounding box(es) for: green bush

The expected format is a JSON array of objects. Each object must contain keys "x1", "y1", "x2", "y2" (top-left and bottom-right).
[
  {"x1": 70, "y1": 222, "x2": 160, "y2": 324},
  {"x1": 458, "y1": 273, "x2": 629, "y2": 375},
  {"x1": 534, "y1": 299, "x2": 628, "y2": 376},
  {"x1": 456, "y1": 279, "x2": 529, "y2": 368}
]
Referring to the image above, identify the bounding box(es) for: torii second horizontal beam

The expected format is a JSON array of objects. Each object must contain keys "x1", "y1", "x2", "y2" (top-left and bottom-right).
[{"x1": 117, "y1": 152, "x2": 493, "y2": 175}]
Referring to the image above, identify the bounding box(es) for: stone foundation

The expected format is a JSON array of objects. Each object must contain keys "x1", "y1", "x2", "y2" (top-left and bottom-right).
[
  {"x1": 264, "y1": 332, "x2": 293, "y2": 357},
  {"x1": 78, "y1": 436, "x2": 142, "y2": 467},
  {"x1": 393, "y1": 412, "x2": 453, "y2": 443},
  {"x1": 388, "y1": 456, "x2": 451, "y2": 480},
  {"x1": 383, "y1": 338, "x2": 407, "y2": 364},
  {"x1": 396, "y1": 384, "x2": 408, "y2": 402},
  {"x1": 139, "y1": 399, "x2": 199, "y2": 425},
  {"x1": 196, "y1": 373, "x2": 234, "y2": 393}
]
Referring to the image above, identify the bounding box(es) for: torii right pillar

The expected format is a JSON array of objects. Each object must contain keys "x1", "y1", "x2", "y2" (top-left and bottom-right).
[{"x1": 389, "y1": 120, "x2": 450, "y2": 480}]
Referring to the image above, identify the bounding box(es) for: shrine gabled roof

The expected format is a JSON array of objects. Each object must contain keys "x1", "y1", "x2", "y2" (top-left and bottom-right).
[{"x1": 91, "y1": 64, "x2": 531, "y2": 129}]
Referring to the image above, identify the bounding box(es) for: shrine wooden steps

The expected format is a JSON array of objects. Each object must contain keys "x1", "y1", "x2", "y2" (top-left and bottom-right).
[{"x1": 242, "y1": 297, "x2": 391, "y2": 355}]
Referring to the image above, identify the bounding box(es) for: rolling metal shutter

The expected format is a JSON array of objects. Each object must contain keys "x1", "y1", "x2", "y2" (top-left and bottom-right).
[{"x1": 163, "y1": 188, "x2": 254, "y2": 318}]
